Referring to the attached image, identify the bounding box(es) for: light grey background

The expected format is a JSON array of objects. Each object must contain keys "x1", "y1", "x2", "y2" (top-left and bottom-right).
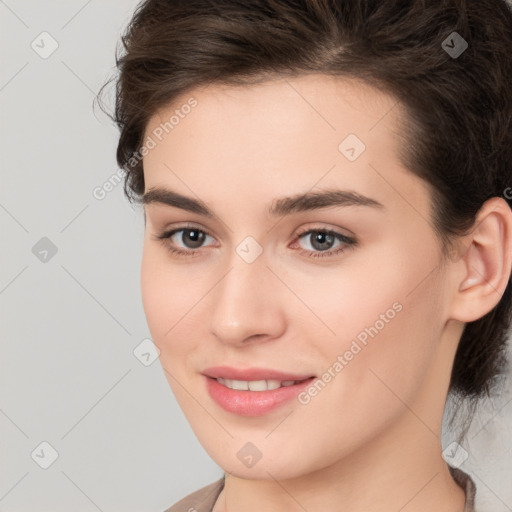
[{"x1": 1, "y1": 1, "x2": 511, "y2": 511}]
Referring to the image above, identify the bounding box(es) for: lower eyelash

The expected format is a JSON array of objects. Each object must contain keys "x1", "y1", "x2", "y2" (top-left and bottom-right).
[
  {"x1": 154, "y1": 228, "x2": 356, "y2": 259},
  {"x1": 301, "y1": 241, "x2": 347, "y2": 258}
]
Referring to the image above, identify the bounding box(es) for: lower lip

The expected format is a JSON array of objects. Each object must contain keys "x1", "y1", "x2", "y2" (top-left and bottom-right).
[{"x1": 205, "y1": 376, "x2": 316, "y2": 416}]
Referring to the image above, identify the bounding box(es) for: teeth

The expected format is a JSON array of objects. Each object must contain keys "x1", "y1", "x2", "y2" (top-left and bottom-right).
[
  {"x1": 266, "y1": 379, "x2": 282, "y2": 390},
  {"x1": 231, "y1": 379, "x2": 248, "y2": 390},
  {"x1": 248, "y1": 380, "x2": 268, "y2": 391},
  {"x1": 216, "y1": 378, "x2": 300, "y2": 391}
]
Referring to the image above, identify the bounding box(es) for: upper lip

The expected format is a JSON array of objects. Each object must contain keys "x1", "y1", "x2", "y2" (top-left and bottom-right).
[{"x1": 202, "y1": 366, "x2": 315, "y2": 381}]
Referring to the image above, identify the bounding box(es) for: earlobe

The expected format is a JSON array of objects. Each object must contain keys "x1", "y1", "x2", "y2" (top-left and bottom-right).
[{"x1": 450, "y1": 197, "x2": 512, "y2": 323}]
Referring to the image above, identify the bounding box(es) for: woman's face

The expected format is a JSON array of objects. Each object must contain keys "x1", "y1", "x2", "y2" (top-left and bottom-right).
[{"x1": 140, "y1": 75, "x2": 461, "y2": 479}]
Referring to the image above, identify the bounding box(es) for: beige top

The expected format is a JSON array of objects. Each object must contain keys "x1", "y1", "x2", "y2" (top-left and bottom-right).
[{"x1": 164, "y1": 465, "x2": 477, "y2": 512}]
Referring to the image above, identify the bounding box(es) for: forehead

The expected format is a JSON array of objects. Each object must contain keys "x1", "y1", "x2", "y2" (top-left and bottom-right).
[
  {"x1": 141, "y1": 74, "x2": 429, "y2": 221},
  {"x1": 144, "y1": 74, "x2": 403, "y2": 142}
]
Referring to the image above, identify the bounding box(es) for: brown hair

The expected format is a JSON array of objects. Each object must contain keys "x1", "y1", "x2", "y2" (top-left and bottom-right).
[{"x1": 97, "y1": 0, "x2": 512, "y2": 413}]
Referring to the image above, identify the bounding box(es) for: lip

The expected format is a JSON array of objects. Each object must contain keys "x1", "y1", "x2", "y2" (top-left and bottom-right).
[
  {"x1": 202, "y1": 366, "x2": 315, "y2": 381},
  {"x1": 202, "y1": 366, "x2": 316, "y2": 417}
]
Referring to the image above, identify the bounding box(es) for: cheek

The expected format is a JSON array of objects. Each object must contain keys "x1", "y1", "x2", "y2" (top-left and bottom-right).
[
  {"x1": 140, "y1": 244, "x2": 188, "y2": 348},
  {"x1": 293, "y1": 250, "x2": 409, "y2": 349},
  {"x1": 308, "y1": 243, "x2": 444, "y2": 403},
  {"x1": 140, "y1": 247, "x2": 211, "y2": 433},
  {"x1": 140, "y1": 245, "x2": 167, "y2": 340},
  {"x1": 140, "y1": 242, "x2": 210, "y2": 376},
  {"x1": 280, "y1": 265, "x2": 444, "y2": 466}
]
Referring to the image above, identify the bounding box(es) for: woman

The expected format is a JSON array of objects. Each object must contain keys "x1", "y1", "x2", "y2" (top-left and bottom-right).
[{"x1": 99, "y1": 0, "x2": 512, "y2": 510}]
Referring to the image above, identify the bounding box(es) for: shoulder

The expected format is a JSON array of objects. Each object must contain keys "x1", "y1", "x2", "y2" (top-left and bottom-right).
[
  {"x1": 448, "y1": 465, "x2": 477, "y2": 512},
  {"x1": 163, "y1": 477, "x2": 225, "y2": 512}
]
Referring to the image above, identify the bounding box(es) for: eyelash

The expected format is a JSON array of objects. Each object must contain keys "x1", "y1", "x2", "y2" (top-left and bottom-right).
[{"x1": 153, "y1": 224, "x2": 357, "y2": 259}]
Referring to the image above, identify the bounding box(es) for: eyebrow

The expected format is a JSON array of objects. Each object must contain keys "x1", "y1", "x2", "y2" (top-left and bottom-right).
[{"x1": 142, "y1": 187, "x2": 384, "y2": 217}]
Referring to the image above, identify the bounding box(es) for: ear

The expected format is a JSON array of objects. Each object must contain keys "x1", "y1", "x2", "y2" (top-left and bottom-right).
[{"x1": 448, "y1": 197, "x2": 512, "y2": 323}]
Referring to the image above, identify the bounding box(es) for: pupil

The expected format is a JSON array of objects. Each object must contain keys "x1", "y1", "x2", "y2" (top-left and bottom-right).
[
  {"x1": 184, "y1": 229, "x2": 205, "y2": 248},
  {"x1": 313, "y1": 232, "x2": 334, "y2": 251}
]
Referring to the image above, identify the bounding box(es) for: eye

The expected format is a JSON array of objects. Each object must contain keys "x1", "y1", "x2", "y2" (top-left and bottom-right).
[
  {"x1": 154, "y1": 225, "x2": 216, "y2": 257},
  {"x1": 292, "y1": 227, "x2": 356, "y2": 259},
  {"x1": 152, "y1": 224, "x2": 357, "y2": 259}
]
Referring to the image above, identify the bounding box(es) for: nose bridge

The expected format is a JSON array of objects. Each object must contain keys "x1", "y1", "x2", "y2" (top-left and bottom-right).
[{"x1": 208, "y1": 241, "x2": 285, "y2": 344}]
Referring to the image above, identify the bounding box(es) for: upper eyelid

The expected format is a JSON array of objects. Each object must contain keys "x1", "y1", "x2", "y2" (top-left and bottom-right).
[
  {"x1": 159, "y1": 224, "x2": 356, "y2": 245},
  {"x1": 159, "y1": 222, "x2": 351, "y2": 235}
]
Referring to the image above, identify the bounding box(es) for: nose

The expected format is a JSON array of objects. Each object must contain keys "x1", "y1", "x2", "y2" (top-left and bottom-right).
[{"x1": 208, "y1": 250, "x2": 287, "y2": 347}]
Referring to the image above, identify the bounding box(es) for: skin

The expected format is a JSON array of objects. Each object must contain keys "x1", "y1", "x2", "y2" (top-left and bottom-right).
[{"x1": 140, "y1": 75, "x2": 512, "y2": 512}]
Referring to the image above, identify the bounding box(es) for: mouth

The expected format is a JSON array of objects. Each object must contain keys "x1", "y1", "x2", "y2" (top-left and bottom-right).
[
  {"x1": 202, "y1": 367, "x2": 317, "y2": 416},
  {"x1": 214, "y1": 377, "x2": 310, "y2": 391},
  {"x1": 202, "y1": 365, "x2": 315, "y2": 382}
]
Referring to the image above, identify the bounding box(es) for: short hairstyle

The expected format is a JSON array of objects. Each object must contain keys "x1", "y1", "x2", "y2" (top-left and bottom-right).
[{"x1": 98, "y1": 0, "x2": 512, "y2": 410}]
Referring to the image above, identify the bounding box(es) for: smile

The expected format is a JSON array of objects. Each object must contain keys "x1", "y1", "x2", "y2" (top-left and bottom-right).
[
  {"x1": 216, "y1": 377, "x2": 306, "y2": 391},
  {"x1": 205, "y1": 375, "x2": 316, "y2": 416}
]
